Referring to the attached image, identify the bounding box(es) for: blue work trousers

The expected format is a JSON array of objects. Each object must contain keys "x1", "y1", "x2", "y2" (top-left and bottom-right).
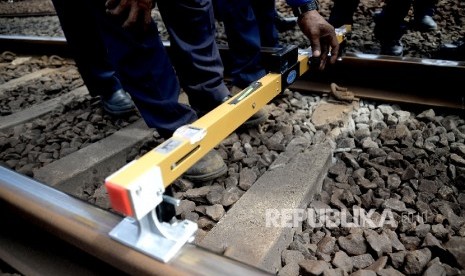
[
  {"x1": 329, "y1": 0, "x2": 360, "y2": 27},
  {"x1": 214, "y1": 0, "x2": 279, "y2": 89},
  {"x1": 52, "y1": 0, "x2": 229, "y2": 137}
]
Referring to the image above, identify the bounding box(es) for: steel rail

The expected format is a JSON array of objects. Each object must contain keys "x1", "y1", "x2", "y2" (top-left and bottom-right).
[
  {"x1": 0, "y1": 11, "x2": 56, "y2": 18},
  {"x1": 0, "y1": 166, "x2": 270, "y2": 276},
  {"x1": 0, "y1": 34, "x2": 463, "y2": 110},
  {"x1": 290, "y1": 79, "x2": 464, "y2": 110},
  {"x1": 336, "y1": 52, "x2": 465, "y2": 90},
  {"x1": 0, "y1": 35, "x2": 71, "y2": 57},
  {"x1": 288, "y1": 51, "x2": 465, "y2": 111}
]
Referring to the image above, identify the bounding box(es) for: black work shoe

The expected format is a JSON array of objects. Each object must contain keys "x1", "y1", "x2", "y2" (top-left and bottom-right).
[
  {"x1": 436, "y1": 39, "x2": 465, "y2": 61},
  {"x1": 415, "y1": 15, "x2": 437, "y2": 32},
  {"x1": 183, "y1": 149, "x2": 227, "y2": 182},
  {"x1": 275, "y1": 12, "x2": 297, "y2": 32},
  {"x1": 240, "y1": 109, "x2": 268, "y2": 128},
  {"x1": 101, "y1": 89, "x2": 135, "y2": 116},
  {"x1": 380, "y1": 40, "x2": 403, "y2": 56},
  {"x1": 373, "y1": 11, "x2": 406, "y2": 48}
]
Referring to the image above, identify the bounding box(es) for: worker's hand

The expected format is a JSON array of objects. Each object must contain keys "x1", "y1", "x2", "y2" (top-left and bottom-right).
[
  {"x1": 298, "y1": 10, "x2": 339, "y2": 70},
  {"x1": 105, "y1": 0, "x2": 153, "y2": 30}
]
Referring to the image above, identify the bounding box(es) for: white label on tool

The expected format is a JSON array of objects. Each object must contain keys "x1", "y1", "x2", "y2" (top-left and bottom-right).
[
  {"x1": 173, "y1": 125, "x2": 206, "y2": 144},
  {"x1": 155, "y1": 138, "x2": 182, "y2": 154}
]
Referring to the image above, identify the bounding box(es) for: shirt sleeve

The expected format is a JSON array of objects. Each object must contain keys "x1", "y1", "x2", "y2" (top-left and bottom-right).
[{"x1": 285, "y1": 0, "x2": 312, "y2": 7}]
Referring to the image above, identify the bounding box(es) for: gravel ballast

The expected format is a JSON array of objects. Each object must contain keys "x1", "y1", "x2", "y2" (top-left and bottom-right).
[
  {"x1": 279, "y1": 104, "x2": 465, "y2": 275},
  {"x1": 0, "y1": 1, "x2": 464, "y2": 275}
]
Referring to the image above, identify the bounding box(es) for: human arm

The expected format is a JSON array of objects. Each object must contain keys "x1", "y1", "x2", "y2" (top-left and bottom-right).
[
  {"x1": 105, "y1": 0, "x2": 153, "y2": 29},
  {"x1": 286, "y1": 0, "x2": 339, "y2": 70}
]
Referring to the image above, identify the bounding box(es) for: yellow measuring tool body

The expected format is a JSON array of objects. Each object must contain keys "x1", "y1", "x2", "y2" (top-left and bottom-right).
[{"x1": 103, "y1": 27, "x2": 348, "y2": 262}]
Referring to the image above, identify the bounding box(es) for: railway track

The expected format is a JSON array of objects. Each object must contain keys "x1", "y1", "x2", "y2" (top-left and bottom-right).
[
  {"x1": 0, "y1": 0, "x2": 56, "y2": 18},
  {"x1": 1, "y1": 34, "x2": 465, "y2": 275},
  {"x1": 1, "y1": 34, "x2": 464, "y2": 109},
  {"x1": 0, "y1": 11, "x2": 56, "y2": 18}
]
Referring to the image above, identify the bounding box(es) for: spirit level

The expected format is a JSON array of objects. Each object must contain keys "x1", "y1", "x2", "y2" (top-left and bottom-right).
[{"x1": 104, "y1": 26, "x2": 348, "y2": 262}]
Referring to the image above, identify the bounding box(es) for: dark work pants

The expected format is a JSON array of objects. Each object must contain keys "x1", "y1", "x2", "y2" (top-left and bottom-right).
[
  {"x1": 51, "y1": 0, "x2": 121, "y2": 98},
  {"x1": 375, "y1": 0, "x2": 437, "y2": 41},
  {"x1": 329, "y1": 0, "x2": 360, "y2": 28},
  {"x1": 214, "y1": 0, "x2": 279, "y2": 89},
  {"x1": 51, "y1": 0, "x2": 229, "y2": 137},
  {"x1": 157, "y1": 0, "x2": 230, "y2": 112},
  {"x1": 413, "y1": 0, "x2": 437, "y2": 17}
]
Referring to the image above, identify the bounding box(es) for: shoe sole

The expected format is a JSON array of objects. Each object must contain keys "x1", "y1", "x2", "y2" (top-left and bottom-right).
[
  {"x1": 183, "y1": 163, "x2": 228, "y2": 182},
  {"x1": 239, "y1": 113, "x2": 268, "y2": 129},
  {"x1": 103, "y1": 105, "x2": 135, "y2": 116}
]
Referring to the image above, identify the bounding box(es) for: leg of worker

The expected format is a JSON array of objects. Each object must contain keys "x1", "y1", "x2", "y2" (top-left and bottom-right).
[
  {"x1": 251, "y1": 0, "x2": 279, "y2": 48},
  {"x1": 329, "y1": 0, "x2": 360, "y2": 28},
  {"x1": 414, "y1": 0, "x2": 437, "y2": 18},
  {"x1": 51, "y1": 0, "x2": 134, "y2": 116},
  {"x1": 101, "y1": 11, "x2": 226, "y2": 182},
  {"x1": 148, "y1": 0, "x2": 228, "y2": 181},
  {"x1": 374, "y1": 0, "x2": 413, "y2": 55},
  {"x1": 70, "y1": 0, "x2": 196, "y2": 138},
  {"x1": 213, "y1": 0, "x2": 269, "y2": 129},
  {"x1": 374, "y1": 0, "x2": 412, "y2": 41},
  {"x1": 157, "y1": 0, "x2": 230, "y2": 114},
  {"x1": 215, "y1": 0, "x2": 266, "y2": 89}
]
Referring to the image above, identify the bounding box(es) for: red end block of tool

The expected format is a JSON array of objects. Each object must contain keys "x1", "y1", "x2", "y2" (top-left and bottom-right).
[{"x1": 105, "y1": 181, "x2": 134, "y2": 217}]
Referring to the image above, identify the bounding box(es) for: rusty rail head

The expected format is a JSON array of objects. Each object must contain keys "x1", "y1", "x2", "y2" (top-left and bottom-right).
[
  {"x1": 1, "y1": 34, "x2": 463, "y2": 110},
  {"x1": 0, "y1": 166, "x2": 271, "y2": 276}
]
